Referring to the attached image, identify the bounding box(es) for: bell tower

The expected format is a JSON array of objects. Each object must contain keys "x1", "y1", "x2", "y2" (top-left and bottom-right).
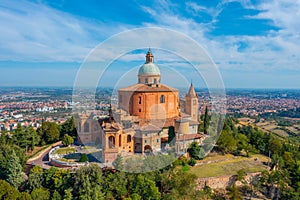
[{"x1": 185, "y1": 83, "x2": 199, "y2": 122}]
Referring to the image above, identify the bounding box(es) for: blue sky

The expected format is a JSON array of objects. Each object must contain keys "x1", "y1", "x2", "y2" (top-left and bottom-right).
[{"x1": 0, "y1": 0, "x2": 299, "y2": 88}]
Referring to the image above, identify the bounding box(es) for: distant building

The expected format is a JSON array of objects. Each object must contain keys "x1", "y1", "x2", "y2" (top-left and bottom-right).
[{"x1": 77, "y1": 50, "x2": 204, "y2": 163}]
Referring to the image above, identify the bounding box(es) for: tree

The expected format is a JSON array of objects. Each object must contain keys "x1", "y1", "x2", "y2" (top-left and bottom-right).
[
  {"x1": 130, "y1": 193, "x2": 142, "y2": 200},
  {"x1": 44, "y1": 167, "x2": 57, "y2": 190},
  {"x1": 52, "y1": 169, "x2": 70, "y2": 191},
  {"x1": 0, "y1": 144, "x2": 26, "y2": 182},
  {"x1": 0, "y1": 180, "x2": 20, "y2": 200},
  {"x1": 6, "y1": 150, "x2": 24, "y2": 188},
  {"x1": 62, "y1": 134, "x2": 74, "y2": 147},
  {"x1": 269, "y1": 137, "x2": 283, "y2": 156},
  {"x1": 19, "y1": 192, "x2": 33, "y2": 200},
  {"x1": 79, "y1": 154, "x2": 89, "y2": 162},
  {"x1": 74, "y1": 164, "x2": 104, "y2": 200},
  {"x1": 52, "y1": 191, "x2": 61, "y2": 200},
  {"x1": 271, "y1": 154, "x2": 285, "y2": 169},
  {"x1": 262, "y1": 170, "x2": 290, "y2": 199},
  {"x1": 226, "y1": 183, "x2": 242, "y2": 200},
  {"x1": 63, "y1": 189, "x2": 73, "y2": 200},
  {"x1": 12, "y1": 124, "x2": 27, "y2": 149},
  {"x1": 37, "y1": 122, "x2": 60, "y2": 144},
  {"x1": 203, "y1": 106, "x2": 209, "y2": 135},
  {"x1": 290, "y1": 163, "x2": 300, "y2": 192},
  {"x1": 188, "y1": 158, "x2": 196, "y2": 166},
  {"x1": 130, "y1": 174, "x2": 160, "y2": 200},
  {"x1": 27, "y1": 166, "x2": 44, "y2": 191},
  {"x1": 248, "y1": 128, "x2": 266, "y2": 153},
  {"x1": 31, "y1": 188, "x2": 50, "y2": 200},
  {"x1": 187, "y1": 141, "x2": 203, "y2": 160},
  {"x1": 12, "y1": 125, "x2": 40, "y2": 152},
  {"x1": 15, "y1": 123, "x2": 23, "y2": 134},
  {"x1": 236, "y1": 133, "x2": 251, "y2": 156},
  {"x1": 216, "y1": 129, "x2": 237, "y2": 154},
  {"x1": 169, "y1": 170, "x2": 197, "y2": 198},
  {"x1": 104, "y1": 171, "x2": 128, "y2": 199},
  {"x1": 41, "y1": 167, "x2": 71, "y2": 193},
  {"x1": 0, "y1": 132, "x2": 12, "y2": 146},
  {"x1": 113, "y1": 155, "x2": 124, "y2": 171},
  {"x1": 60, "y1": 117, "x2": 77, "y2": 138},
  {"x1": 282, "y1": 152, "x2": 295, "y2": 168},
  {"x1": 236, "y1": 169, "x2": 247, "y2": 183},
  {"x1": 27, "y1": 127, "x2": 40, "y2": 151}
]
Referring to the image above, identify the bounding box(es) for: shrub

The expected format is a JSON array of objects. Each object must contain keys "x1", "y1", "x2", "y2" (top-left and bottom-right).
[
  {"x1": 188, "y1": 158, "x2": 196, "y2": 166},
  {"x1": 79, "y1": 154, "x2": 88, "y2": 162}
]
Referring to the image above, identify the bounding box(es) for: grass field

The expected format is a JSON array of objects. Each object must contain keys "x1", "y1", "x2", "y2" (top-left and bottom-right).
[
  {"x1": 272, "y1": 128, "x2": 290, "y2": 137},
  {"x1": 55, "y1": 147, "x2": 75, "y2": 155},
  {"x1": 189, "y1": 154, "x2": 269, "y2": 178},
  {"x1": 286, "y1": 126, "x2": 300, "y2": 135},
  {"x1": 294, "y1": 124, "x2": 300, "y2": 129},
  {"x1": 238, "y1": 117, "x2": 300, "y2": 138}
]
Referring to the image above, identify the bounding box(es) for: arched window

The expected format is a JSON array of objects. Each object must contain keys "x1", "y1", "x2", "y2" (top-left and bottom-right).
[
  {"x1": 154, "y1": 78, "x2": 157, "y2": 84},
  {"x1": 138, "y1": 96, "x2": 142, "y2": 104},
  {"x1": 160, "y1": 95, "x2": 165, "y2": 103},
  {"x1": 84, "y1": 122, "x2": 89, "y2": 132},
  {"x1": 108, "y1": 136, "x2": 115, "y2": 148},
  {"x1": 144, "y1": 145, "x2": 152, "y2": 152},
  {"x1": 119, "y1": 135, "x2": 122, "y2": 147},
  {"x1": 145, "y1": 78, "x2": 148, "y2": 84},
  {"x1": 127, "y1": 135, "x2": 132, "y2": 143},
  {"x1": 193, "y1": 99, "x2": 197, "y2": 105}
]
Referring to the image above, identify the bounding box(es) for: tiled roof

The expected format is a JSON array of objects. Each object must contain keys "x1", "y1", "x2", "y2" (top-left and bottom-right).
[{"x1": 118, "y1": 83, "x2": 178, "y2": 92}]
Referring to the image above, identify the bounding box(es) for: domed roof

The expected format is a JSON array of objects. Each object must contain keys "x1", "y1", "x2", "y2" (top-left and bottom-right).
[
  {"x1": 138, "y1": 49, "x2": 160, "y2": 76},
  {"x1": 138, "y1": 62, "x2": 160, "y2": 75}
]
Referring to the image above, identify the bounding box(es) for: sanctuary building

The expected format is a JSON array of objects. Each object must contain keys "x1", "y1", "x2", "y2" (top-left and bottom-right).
[{"x1": 77, "y1": 50, "x2": 204, "y2": 163}]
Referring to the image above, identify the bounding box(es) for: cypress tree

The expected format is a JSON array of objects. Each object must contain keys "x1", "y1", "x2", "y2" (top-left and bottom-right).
[{"x1": 203, "y1": 106, "x2": 209, "y2": 135}]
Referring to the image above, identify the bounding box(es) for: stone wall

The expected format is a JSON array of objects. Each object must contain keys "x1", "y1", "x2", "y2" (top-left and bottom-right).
[
  {"x1": 49, "y1": 146, "x2": 87, "y2": 168},
  {"x1": 27, "y1": 141, "x2": 62, "y2": 163},
  {"x1": 196, "y1": 172, "x2": 261, "y2": 190}
]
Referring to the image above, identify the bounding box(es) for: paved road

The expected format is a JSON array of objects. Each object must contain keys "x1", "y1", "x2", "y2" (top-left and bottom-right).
[{"x1": 28, "y1": 147, "x2": 52, "y2": 169}]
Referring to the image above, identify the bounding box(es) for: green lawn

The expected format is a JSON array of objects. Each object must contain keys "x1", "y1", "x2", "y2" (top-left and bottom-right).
[
  {"x1": 189, "y1": 154, "x2": 269, "y2": 178},
  {"x1": 55, "y1": 147, "x2": 75, "y2": 155}
]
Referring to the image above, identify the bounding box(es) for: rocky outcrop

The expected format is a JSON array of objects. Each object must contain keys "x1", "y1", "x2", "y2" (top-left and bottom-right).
[{"x1": 196, "y1": 172, "x2": 261, "y2": 190}]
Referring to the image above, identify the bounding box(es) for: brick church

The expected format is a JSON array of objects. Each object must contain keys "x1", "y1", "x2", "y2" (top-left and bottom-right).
[{"x1": 77, "y1": 50, "x2": 204, "y2": 163}]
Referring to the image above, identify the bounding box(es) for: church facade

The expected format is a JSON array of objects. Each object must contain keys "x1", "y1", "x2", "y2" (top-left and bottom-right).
[{"x1": 77, "y1": 50, "x2": 204, "y2": 163}]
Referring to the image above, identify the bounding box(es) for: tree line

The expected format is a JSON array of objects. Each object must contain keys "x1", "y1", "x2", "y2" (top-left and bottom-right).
[{"x1": 0, "y1": 117, "x2": 77, "y2": 153}]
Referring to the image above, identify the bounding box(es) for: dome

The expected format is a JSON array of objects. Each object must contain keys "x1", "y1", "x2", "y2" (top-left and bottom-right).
[{"x1": 138, "y1": 62, "x2": 160, "y2": 75}]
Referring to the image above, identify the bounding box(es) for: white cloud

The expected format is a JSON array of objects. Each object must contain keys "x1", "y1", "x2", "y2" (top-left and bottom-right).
[
  {"x1": 253, "y1": 0, "x2": 300, "y2": 31},
  {"x1": 139, "y1": 0, "x2": 300, "y2": 73},
  {"x1": 0, "y1": 0, "x2": 126, "y2": 62},
  {"x1": 1, "y1": 0, "x2": 299, "y2": 75}
]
